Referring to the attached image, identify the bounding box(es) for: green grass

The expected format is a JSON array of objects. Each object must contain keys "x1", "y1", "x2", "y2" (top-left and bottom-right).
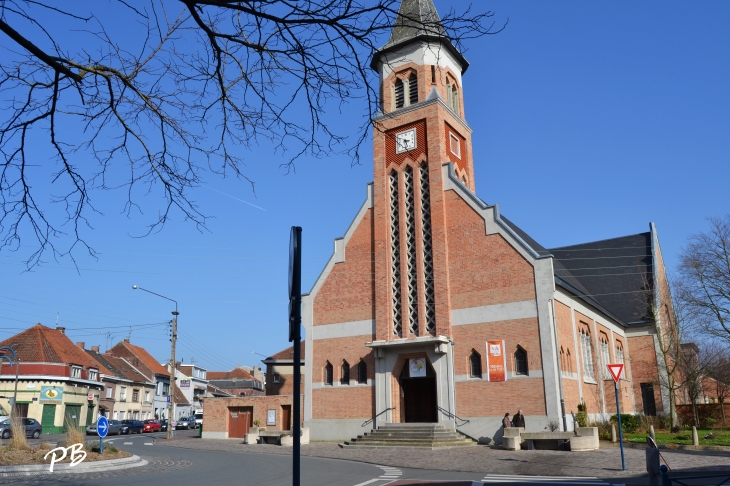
[{"x1": 622, "y1": 429, "x2": 730, "y2": 447}]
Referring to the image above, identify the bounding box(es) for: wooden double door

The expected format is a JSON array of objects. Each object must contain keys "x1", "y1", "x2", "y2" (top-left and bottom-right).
[
  {"x1": 399, "y1": 362, "x2": 437, "y2": 423},
  {"x1": 228, "y1": 407, "x2": 253, "y2": 438}
]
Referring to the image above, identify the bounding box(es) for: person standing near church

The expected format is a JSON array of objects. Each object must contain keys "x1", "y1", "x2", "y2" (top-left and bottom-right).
[
  {"x1": 502, "y1": 413, "x2": 512, "y2": 428},
  {"x1": 513, "y1": 409, "x2": 525, "y2": 428}
]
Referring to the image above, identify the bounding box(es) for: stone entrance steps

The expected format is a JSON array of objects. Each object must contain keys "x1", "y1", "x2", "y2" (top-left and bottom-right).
[{"x1": 339, "y1": 423, "x2": 476, "y2": 450}]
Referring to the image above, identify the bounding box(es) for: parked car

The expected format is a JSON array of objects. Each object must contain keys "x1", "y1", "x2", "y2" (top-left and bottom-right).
[
  {"x1": 0, "y1": 418, "x2": 42, "y2": 439},
  {"x1": 143, "y1": 419, "x2": 162, "y2": 433},
  {"x1": 176, "y1": 417, "x2": 192, "y2": 430},
  {"x1": 160, "y1": 419, "x2": 168, "y2": 432},
  {"x1": 194, "y1": 412, "x2": 203, "y2": 428},
  {"x1": 119, "y1": 419, "x2": 144, "y2": 434},
  {"x1": 86, "y1": 419, "x2": 123, "y2": 436}
]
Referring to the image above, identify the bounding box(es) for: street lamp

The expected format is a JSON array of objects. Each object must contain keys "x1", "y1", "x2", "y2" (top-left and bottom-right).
[{"x1": 132, "y1": 285, "x2": 178, "y2": 440}]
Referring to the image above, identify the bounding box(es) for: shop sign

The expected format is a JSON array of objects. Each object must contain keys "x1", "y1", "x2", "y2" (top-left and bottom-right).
[
  {"x1": 486, "y1": 340, "x2": 507, "y2": 382},
  {"x1": 40, "y1": 386, "x2": 64, "y2": 404},
  {"x1": 179, "y1": 379, "x2": 190, "y2": 389}
]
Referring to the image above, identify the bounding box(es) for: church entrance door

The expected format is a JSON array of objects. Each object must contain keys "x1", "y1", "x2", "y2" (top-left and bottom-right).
[{"x1": 399, "y1": 359, "x2": 437, "y2": 423}]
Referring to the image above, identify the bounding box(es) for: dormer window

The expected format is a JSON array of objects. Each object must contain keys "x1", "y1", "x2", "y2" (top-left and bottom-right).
[
  {"x1": 71, "y1": 366, "x2": 81, "y2": 378},
  {"x1": 89, "y1": 369, "x2": 98, "y2": 381}
]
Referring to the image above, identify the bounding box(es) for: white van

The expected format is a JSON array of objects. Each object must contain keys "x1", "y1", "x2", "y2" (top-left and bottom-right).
[{"x1": 194, "y1": 411, "x2": 203, "y2": 427}]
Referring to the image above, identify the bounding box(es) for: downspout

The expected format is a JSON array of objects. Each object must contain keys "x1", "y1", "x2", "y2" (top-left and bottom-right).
[{"x1": 550, "y1": 299, "x2": 568, "y2": 431}]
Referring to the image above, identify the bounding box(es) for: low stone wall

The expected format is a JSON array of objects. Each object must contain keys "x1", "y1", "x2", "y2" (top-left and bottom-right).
[{"x1": 501, "y1": 427, "x2": 599, "y2": 452}]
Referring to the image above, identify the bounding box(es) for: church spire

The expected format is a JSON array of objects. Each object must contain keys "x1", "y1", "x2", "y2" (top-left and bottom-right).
[
  {"x1": 371, "y1": 0, "x2": 468, "y2": 73},
  {"x1": 387, "y1": 0, "x2": 446, "y2": 46}
]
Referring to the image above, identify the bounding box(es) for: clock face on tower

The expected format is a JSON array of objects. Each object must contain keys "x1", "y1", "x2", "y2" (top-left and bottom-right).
[{"x1": 395, "y1": 128, "x2": 417, "y2": 154}]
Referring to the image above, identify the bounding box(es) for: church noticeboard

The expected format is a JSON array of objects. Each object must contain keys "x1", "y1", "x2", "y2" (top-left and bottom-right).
[
  {"x1": 409, "y1": 358, "x2": 427, "y2": 378},
  {"x1": 39, "y1": 386, "x2": 64, "y2": 404},
  {"x1": 486, "y1": 341, "x2": 507, "y2": 382}
]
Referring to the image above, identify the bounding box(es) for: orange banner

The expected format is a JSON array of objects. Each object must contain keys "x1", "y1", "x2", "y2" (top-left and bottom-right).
[{"x1": 486, "y1": 340, "x2": 507, "y2": 382}]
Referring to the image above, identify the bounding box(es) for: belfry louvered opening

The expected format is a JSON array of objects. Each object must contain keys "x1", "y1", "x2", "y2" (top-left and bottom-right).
[
  {"x1": 409, "y1": 74, "x2": 418, "y2": 105},
  {"x1": 394, "y1": 79, "x2": 405, "y2": 110},
  {"x1": 404, "y1": 167, "x2": 419, "y2": 335},
  {"x1": 389, "y1": 171, "x2": 403, "y2": 337},
  {"x1": 420, "y1": 163, "x2": 436, "y2": 334}
]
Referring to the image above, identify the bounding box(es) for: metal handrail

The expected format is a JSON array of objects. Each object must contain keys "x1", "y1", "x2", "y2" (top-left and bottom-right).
[
  {"x1": 437, "y1": 406, "x2": 469, "y2": 427},
  {"x1": 361, "y1": 407, "x2": 395, "y2": 428}
]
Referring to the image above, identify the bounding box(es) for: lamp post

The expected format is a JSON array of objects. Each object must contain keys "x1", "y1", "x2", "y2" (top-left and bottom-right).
[{"x1": 133, "y1": 285, "x2": 178, "y2": 440}]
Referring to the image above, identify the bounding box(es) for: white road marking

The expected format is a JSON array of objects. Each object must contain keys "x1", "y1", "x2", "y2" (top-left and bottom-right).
[
  {"x1": 352, "y1": 465, "x2": 403, "y2": 486},
  {"x1": 124, "y1": 442, "x2": 133, "y2": 445}
]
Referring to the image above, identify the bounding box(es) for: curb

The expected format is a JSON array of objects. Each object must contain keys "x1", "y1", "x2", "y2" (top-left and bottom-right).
[
  {"x1": 600, "y1": 441, "x2": 730, "y2": 453},
  {"x1": 0, "y1": 454, "x2": 147, "y2": 477}
]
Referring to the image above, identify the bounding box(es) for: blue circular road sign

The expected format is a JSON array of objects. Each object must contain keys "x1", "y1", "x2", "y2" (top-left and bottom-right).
[{"x1": 97, "y1": 416, "x2": 109, "y2": 438}]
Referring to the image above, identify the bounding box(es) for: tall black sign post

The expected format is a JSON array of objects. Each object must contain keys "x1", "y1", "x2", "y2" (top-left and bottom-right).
[{"x1": 288, "y1": 227, "x2": 302, "y2": 486}]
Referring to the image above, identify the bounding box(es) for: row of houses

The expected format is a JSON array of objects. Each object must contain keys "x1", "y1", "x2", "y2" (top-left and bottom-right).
[{"x1": 0, "y1": 324, "x2": 264, "y2": 433}]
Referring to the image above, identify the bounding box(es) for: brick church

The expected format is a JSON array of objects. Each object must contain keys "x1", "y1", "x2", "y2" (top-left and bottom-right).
[{"x1": 299, "y1": 0, "x2": 674, "y2": 442}]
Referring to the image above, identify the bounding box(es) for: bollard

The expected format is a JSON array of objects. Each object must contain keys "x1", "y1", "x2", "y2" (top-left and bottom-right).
[
  {"x1": 611, "y1": 423, "x2": 617, "y2": 443},
  {"x1": 199, "y1": 423, "x2": 203, "y2": 438},
  {"x1": 649, "y1": 425, "x2": 656, "y2": 441},
  {"x1": 692, "y1": 426, "x2": 699, "y2": 446},
  {"x1": 646, "y1": 448, "x2": 660, "y2": 486},
  {"x1": 660, "y1": 464, "x2": 671, "y2": 486}
]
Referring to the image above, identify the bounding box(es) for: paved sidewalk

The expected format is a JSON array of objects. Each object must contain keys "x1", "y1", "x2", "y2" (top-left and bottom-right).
[{"x1": 161, "y1": 439, "x2": 730, "y2": 478}]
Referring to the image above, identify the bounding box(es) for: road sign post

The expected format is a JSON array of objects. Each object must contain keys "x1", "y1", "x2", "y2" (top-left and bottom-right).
[
  {"x1": 288, "y1": 226, "x2": 302, "y2": 486},
  {"x1": 97, "y1": 416, "x2": 109, "y2": 454},
  {"x1": 607, "y1": 363, "x2": 626, "y2": 471}
]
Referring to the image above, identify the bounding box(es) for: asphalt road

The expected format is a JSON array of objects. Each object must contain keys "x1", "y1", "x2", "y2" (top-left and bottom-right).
[{"x1": 4, "y1": 431, "x2": 716, "y2": 485}]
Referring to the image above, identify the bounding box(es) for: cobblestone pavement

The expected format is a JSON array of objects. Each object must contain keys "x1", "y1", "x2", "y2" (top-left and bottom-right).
[{"x1": 163, "y1": 439, "x2": 730, "y2": 478}]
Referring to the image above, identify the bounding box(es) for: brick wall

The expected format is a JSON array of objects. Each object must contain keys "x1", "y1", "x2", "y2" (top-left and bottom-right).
[
  {"x1": 628, "y1": 334, "x2": 662, "y2": 414},
  {"x1": 204, "y1": 395, "x2": 303, "y2": 434},
  {"x1": 311, "y1": 386, "x2": 374, "y2": 419}
]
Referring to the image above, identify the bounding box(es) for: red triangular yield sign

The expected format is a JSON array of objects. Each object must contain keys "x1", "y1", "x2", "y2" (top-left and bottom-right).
[{"x1": 607, "y1": 363, "x2": 624, "y2": 383}]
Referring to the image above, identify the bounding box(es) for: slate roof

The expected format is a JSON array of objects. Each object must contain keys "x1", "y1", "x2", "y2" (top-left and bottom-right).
[
  {"x1": 549, "y1": 233, "x2": 653, "y2": 326},
  {"x1": 172, "y1": 383, "x2": 189, "y2": 405},
  {"x1": 500, "y1": 216, "x2": 654, "y2": 326},
  {"x1": 371, "y1": 0, "x2": 468, "y2": 72},
  {"x1": 0, "y1": 324, "x2": 112, "y2": 374},
  {"x1": 207, "y1": 367, "x2": 260, "y2": 382}
]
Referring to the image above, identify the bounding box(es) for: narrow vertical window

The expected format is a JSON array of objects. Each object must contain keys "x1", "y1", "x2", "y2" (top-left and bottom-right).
[
  {"x1": 341, "y1": 361, "x2": 350, "y2": 385},
  {"x1": 616, "y1": 343, "x2": 625, "y2": 366},
  {"x1": 567, "y1": 349, "x2": 572, "y2": 373},
  {"x1": 404, "y1": 166, "x2": 418, "y2": 335},
  {"x1": 419, "y1": 164, "x2": 436, "y2": 334},
  {"x1": 431, "y1": 65, "x2": 436, "y2": 84},
  {"x1": 409, "y1": 74, "x2": 418, "y2": 105},
  {"x1": 389, "y1": 171, "x2": 403, "y2": 337},
  {"x1": 394, "y1": 79, "x2": 404, "y2": 109},
  {"x1": 580, "y1": 330, "x2": 595, "y2": 380},
  {"x1": 358, "y1": 360, "x2": 367, "y2": 384},
  {"x1": 600, "y1": 336, "x2": 610, "y2": 379},
  {"x1": 469, "y1": 351, "x2": 482, "y2": 378},
  {"x1": 515, "y1": 347, "x2": 528, "y2": 376},
  {"x1": 324, "y1": 362, "x2": 333, "y2": 386}
]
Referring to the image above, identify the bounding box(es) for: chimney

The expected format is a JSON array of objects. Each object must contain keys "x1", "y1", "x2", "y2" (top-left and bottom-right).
[
  {"x1": 123, "y1": 338, "x2": 130, "y2": 343},
  {"x1": 76, "y1": 342, "x2": 85, "y2": 349},
  {"x1": 56, "y1": 326, "x2": 65, "y2": 334},
  {"x1": 91, "y1": 346, "x2": 100, "y2": 353}
]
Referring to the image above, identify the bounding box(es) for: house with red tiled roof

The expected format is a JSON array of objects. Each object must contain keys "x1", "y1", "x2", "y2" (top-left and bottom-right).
[
  {"x1": 107, "y1": 338, "x2": 188, "y2": 420},
  {"x1": 0, "y1": 324, "x2": 110, "y2": 434},
  {"x1": 262, "y1": 343, "x2": 305, "y2": 396},
  {"x1": 207, "y1": 366, "x2": 264, "y2": 398},
  {"x1": 84, "y1": 346, "x2": 156, "y2": 421}
]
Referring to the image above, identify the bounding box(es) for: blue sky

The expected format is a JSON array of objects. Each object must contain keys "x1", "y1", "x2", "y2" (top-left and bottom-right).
[{"x1": 1, "y1": 1, "x2": 728, "y2": 372}]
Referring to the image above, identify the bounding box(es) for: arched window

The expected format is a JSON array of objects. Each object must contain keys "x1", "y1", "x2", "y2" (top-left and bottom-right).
[
  {"x1": 357, "y1": 360, "x2": 367, "y2": 384},
  {"x1": 324, "y1": 362, "x2": 333, "y2": 386},
  {"x1": 615, "y1": 342, "x2": 624, "y2": 366},
  {"x1": 566, "y1": 349, "x2": 572, "y2": 373},
  {"x1": 445, "y1": 77, "x2": 460, "y2": 116},
  {"x1": 394, "y1": 78, "x2": 405, "y2": 109},
  {"x1": 514, "y1": 346, "x2": 528, "y2": 376},
  {"x1": 580, "y1": 328, "x2": 595, "y2": 380},
  {"x1": 560, "y1": 346, "x2": 566, "y2": 374},
  {"x1": 600, "y1": 334, "x2": 610, "y2": 379},
  {"x1": 341, "y1": 361, "x2": 350, "y2": 385},
  {"x1": 469, "y1": 350, "x2": 482, "y2": 378},
  {"x1": 408, "y1": 74, "x2": 418, "y2": 105}
]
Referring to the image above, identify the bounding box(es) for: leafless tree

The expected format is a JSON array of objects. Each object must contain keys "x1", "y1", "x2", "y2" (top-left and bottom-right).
[
  {"x1": 706, "y1": 350, "x2": 730, "y2": 427},
  {"x1": 0, "y1": 0, "x2": 505, "y2": 267},
  {"x1": 678, "y1": 215, "x2": 730, "y2": 345}
]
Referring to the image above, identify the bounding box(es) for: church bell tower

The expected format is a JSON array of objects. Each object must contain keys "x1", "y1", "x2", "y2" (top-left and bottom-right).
[{"x1": 371, "y1": 0, "x2": 474, "y2": 342}]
